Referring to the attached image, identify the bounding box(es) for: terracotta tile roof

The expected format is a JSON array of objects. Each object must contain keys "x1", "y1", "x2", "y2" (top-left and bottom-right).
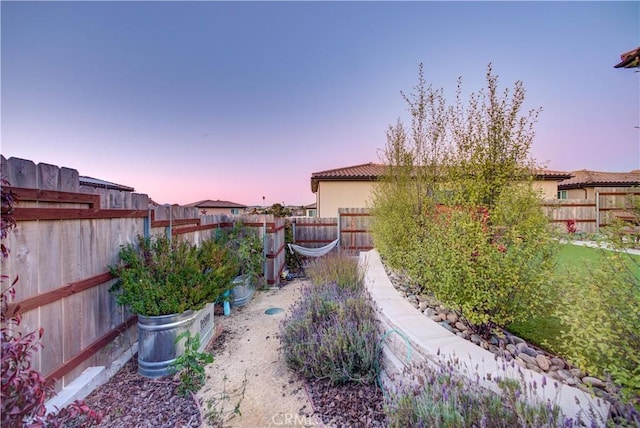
[
  {"x1": 532, "y1": 169, "x2": 573, "y2": 180},
  {"x1": 558, "y1": 170, "x2": 640, "y2": 189},
  {"x1": 311, "y1": 162, "x2": 385, "y2": 179},
  {"x1": 186, "y1": 199, "x2": 247, "y2": 209},
  {"x1": 614, "y1": 47, "x2": 640, "y2": 69},
  {"x1": 311, "y1": 162, "x2": 384, "y2": 192},
  {"x1": 310, "y1": 162, "x2": 571, "y2": 192}
]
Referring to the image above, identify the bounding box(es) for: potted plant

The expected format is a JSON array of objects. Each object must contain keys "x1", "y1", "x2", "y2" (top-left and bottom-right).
[
  {"x1": 109, "y1": 234, "x2": 238, "y2": 377},
  {"x1": 221, "y1": 222, "x2": 264, "y2": 307}
]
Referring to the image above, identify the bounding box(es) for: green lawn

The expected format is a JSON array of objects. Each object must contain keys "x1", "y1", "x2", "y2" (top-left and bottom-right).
[{"x1": 507, "y1": 243, "x2": 639, "y2": 354}]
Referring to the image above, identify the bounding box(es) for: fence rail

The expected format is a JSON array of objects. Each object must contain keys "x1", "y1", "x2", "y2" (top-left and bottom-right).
[{"x1": 1, "y1": 156, "x2": 285, "y2": 393}]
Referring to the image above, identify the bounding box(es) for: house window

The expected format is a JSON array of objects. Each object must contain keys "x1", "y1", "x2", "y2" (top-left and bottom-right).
[
  {"x1": 230, "y1": 208, "x2": 240, "y2": 215},
  {"x1": 557, "y1": 190, "x2": 568, "y2": 200},
  {"x1": 307, "y1": 209, "x2": 317, "y2": 217}
]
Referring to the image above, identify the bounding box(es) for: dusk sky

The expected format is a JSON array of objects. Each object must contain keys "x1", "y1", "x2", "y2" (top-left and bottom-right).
[{"x1": 2, "y1": 1, "x2": 638, "y2": 206}]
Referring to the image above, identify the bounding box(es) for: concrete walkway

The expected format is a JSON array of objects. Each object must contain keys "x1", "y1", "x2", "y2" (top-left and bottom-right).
[{"x1": 361, "y1": 249, "x2": 609, "y2": 426}]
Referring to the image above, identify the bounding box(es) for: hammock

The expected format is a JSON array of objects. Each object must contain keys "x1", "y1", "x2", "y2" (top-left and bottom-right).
[{"x1": 288, "y1": 238, "x2": 340, "y2": 258}]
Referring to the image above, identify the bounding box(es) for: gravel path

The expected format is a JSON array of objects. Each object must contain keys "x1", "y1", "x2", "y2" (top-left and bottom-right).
[
  {"x1": 198, "y1": 280, "x2": 318, "y2": 427},
  {"x1": 82, "y1": 279, "x2": 386, "y2": 427}
]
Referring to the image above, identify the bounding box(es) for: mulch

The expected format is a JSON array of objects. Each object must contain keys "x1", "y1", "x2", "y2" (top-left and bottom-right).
[{"x1": 81, "y1": 323, "x2": 387, "y2": 428}]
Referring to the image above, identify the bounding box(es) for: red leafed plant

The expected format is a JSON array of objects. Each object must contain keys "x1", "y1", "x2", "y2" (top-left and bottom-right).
[
  {"x1": 566, "y1": 219, "x2": 577, "y2": 234},
  {"x1": 1, "y1": 179, "x2": 102, "y2": 427}
]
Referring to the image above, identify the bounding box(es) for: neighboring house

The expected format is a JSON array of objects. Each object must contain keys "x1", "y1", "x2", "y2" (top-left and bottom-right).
[
  {"x1": 304, "y1": 203, "x2": 317, "y2": 217},
  {"x1": 311, "y1": 162, "x2": 572, "y2": 218},
  {"x1": 79, "y1": 175, "x2": 134, "y2": 192},
  {"x1": 186, "y1": 199, "x2": 247, "y2": 215},
  {"x1": 311, "y1": 163, "x2": 383, "y2": 218},
  {"x1": 557, "y1": 170, "x2": 640, "y2": 199}
]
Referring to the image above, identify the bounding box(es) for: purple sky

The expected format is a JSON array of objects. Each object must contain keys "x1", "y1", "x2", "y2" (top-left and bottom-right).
[{"x1": 2, "y1": 1, "x2": 638, "y2": 206}]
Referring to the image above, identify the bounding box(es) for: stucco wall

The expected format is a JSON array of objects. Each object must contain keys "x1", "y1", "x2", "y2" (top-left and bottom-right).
[
  {"x1": 533, "y1": 180, "x2": 559, "y2": 199},
  {"x1": 199, "y1": 207, "x2": 243, "y2": 215},
  {"x1": 317, "y1": 181, "x2": 377, "y2": 218}
]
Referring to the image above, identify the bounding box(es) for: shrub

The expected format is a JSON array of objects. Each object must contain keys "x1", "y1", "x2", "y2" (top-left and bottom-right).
[
  {"x1": 280, "y1": 259, "x2": 379, "y2": 385},
  {"x1": 109, "y1": 235, "x2": 238, "y2": 316},
  {"x1": 306, "y1": 252, "x2": 364, "y2": 292},
  {"x1": 557, "y1": 248, "x2": 640, "y2": 400},
  {"x1": 386, "y1": 360, "x2": 578, "y2": 428},
  {"x1": 409, "y1": 186, "x2": 558, "y2": 338},
  {"x1": 216, "y1": 222, "x2": 264, "y2": 286}
]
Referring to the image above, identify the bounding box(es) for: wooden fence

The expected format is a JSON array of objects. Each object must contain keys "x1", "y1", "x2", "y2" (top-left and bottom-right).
[
  {"x1": 542, "y1": 191, "x2": 640, "y2": 234},
  {"x1": 1, "y1": 156, "x2": 285, "y2": 393},
  {"x1": 290, "y1": 208, "x2": 373, "y2": 255}
]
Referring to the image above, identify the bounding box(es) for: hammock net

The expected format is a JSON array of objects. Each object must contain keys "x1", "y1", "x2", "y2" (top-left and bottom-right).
[{"x1": 288, "y1": 238, "x2": 339, "y2": 258}]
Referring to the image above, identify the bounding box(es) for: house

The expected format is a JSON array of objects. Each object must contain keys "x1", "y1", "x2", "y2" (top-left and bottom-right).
[
  {"x1": 185, "y1": 199, "x2": 247, "y2": 215},
  {"x1": 304, "y1": 203, "x2": 317, "y2": 217},
  {"x1": 557, "y1": 170, "x2": 640, "y2": 199},
  {"x1": 79, "y1": 175, "x2": 134, "y2": 192},
  {"x1": 311, "y1": 162, "x2": 572, "y2": 218}
]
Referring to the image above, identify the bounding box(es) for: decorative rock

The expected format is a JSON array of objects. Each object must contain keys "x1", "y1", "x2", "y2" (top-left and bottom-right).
[
  {"x1": 516, "y1": 343, "x2": 538, "y2": 358},
  {"x1": 570, "y1": 368, "x2": 585, "y2": 378},
  {"x1": 437, "y1": 313, "x2": 447, "y2": 322},
  {"x1": 429, "y1": 315, "x2": 441, "y2": 322},
  {"x1": 410, "y1": 300, "x2": 419, "y2": 309},
  {"x1": 506, "y1": 344, "x2": 517, "y2": 354},
  {"x1": 481, "y1": 341, "x2": 490, "y2": 350},
  {"x1": 446, "y1": 313, "x2": 458, "y2": 324},
  {"x1": 510, "y1": 335, "x2": 526, "y2": 345},
  {"x1": 454, "y1": 321, "x2": 468, "y2": 331},
  {"x1": 535, "y1": 354, "x2": 551, "y2": 371},
  {"x1": 440, "y1": 321, "x2": 454, "y2": 333},
  {"x1": 555, "y1": 369, "x2": 572, "y2": 381},
  {"x1": 514, "y1": 358, "x2": 526, "y2": 368},
  {"x1": 470, "y1": 334, "x2": 482, "y2": 346},
  {"x1": 550, "y1": 357, "x2": 565, "y2": 369},
  {"x1": 418, "y1": 301, "x2": 429, "y2": 311},
  {"x1": 581, "y1": 376, "x2": 605, "y2": 389},
  {"x1": 519, "y1": 354, "x2": 538, "y2": 366},
  {"x1": 526, "y1": 363, "x2": 542, "y2": 373},
  {"x1": 425, "y1": 308, "x2": 436, "y2": 317}
]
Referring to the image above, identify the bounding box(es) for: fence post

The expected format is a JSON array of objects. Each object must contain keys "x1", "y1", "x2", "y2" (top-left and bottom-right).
[
  {"x1": 595, "y1": 191, "x2": 600, "y2": 233},
  {"x1": 337, "y1": 210, "x2": 341, "y2": 255}
]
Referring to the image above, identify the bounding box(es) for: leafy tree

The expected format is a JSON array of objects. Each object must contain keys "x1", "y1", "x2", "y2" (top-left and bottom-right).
[{"x1": 372, "y1": 64, "x2": 557, "y2": 338}]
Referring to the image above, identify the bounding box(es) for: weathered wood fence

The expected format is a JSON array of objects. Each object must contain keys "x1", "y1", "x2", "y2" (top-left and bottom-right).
[
  {"x1": 1, "y1": 156, "x2": 285, "y2": 394},
  {"x1": 290, "y1": 208, "x2": 373, "y2": 255},
  {"x1": 542, "y1": 191, "x2": 640, "y2": 234}
]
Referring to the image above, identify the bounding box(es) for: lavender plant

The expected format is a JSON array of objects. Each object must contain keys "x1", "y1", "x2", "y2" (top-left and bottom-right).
[
  {"x1": 386, "y1": 359, "x2": 583, "y2": 428},
  {"x1": 280, "y1": 255, "x2": 379, "y2": 385}
]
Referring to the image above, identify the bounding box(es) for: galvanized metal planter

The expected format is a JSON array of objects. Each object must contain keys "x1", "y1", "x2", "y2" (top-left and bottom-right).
[
  {"x1": 137, "y1": 302, "x2": 215, "y2": 378},
  {"x1": 231, "y1": 274, "x2": 255, "y2": 307}
]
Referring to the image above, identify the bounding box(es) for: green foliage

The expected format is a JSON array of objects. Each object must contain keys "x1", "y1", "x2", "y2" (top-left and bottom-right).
[
  {"x1": 372, "y1": 63, "x2": 555, "y2": 338},
  {"x1": 410, "y1": 186, "x2": 558, "y2": 337},
  {"x1": 386, "y1": 360, "x2": 572, "y2": 428},
  {"x1": 168, "y1": 331, "x2": 214, "y2": 397},
  {"x1": 280, "y1": 255, "x2": 379, "y2": 385},
  {"x1": 109, "y1": 235, "x2": 238, "y2": 316},
  {"x1": 557, "y1": 247, "x2": 640, "y2": 397},
  {"x1": 306, "y1": 253, "x2": 363, "y2": 292},
  {"x1": 218, "y1": 222, "x2": 264, "y2": 286}
]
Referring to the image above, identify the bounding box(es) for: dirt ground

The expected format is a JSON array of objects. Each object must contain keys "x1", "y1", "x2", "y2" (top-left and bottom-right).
[{"x1": 198, "y1": 279, "x2": 322, "y2": 428}]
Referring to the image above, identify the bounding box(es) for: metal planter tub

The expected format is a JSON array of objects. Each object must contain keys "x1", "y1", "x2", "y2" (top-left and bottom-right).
[
  {"x1": 137, "y1": 302, "x2": 215, "y2": 378},
  {"x1": 231, "y1": 274, "x2": 255, "y2": 307}
]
